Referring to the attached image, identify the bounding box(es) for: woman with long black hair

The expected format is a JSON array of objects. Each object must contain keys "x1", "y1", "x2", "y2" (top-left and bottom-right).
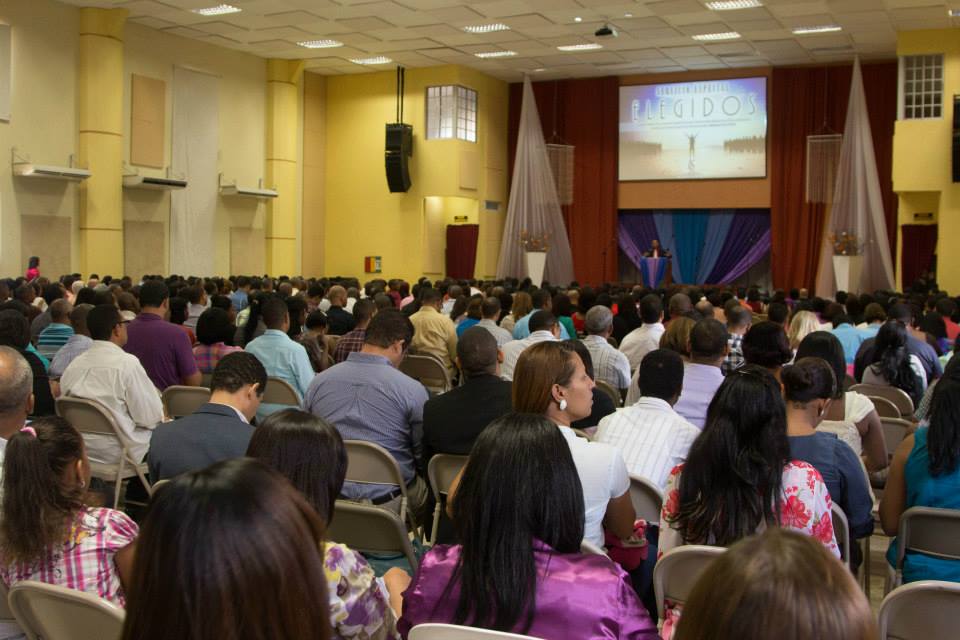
[{"x1": 862, "y1": 320, "x2": 926, "y2": 406}]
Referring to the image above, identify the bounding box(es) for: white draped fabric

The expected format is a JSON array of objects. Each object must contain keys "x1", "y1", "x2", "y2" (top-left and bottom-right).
[
  {"x1": 496, "y1": 76, "x2": 574, "y2": 285},
  {"x1": 170, "y1": 67, "x2": 219, "y2": 277},
  {"x1": 815, "y1": 58, "x2": 895, "y2": 296}
]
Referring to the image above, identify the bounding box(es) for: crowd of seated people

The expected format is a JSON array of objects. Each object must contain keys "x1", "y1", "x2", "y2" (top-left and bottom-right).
[{"x1": 0, "y1": 268, "x2": 958, "y2": 638}]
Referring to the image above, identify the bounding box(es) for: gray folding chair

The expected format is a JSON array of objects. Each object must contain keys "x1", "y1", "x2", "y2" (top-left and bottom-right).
[
  {"x1": 326, "y1": 500, "x2": 419, "y2": 571},
  {"x1": 261, "y1": 376, "x2": 301, "y2": 406},
  {"x1": 409, "y1": 624, "x2": 542, "y2": 639},
  {"x1": 161, "y1": 385, "x2": 211, "y2": 419},
  {"x1": 200, "y1": 372, "x2": 213, "y2": 388},
  {"x1": 55, "y1": 397, "x2": 153, "y2": 509},
  {"x1": 831, "y1": 502, "x2": 851, "y2": 570},
  {"x1": 653, "y1": 545, "x2": 726, "y2": 622},
  {"x1": 851, "y1": 384, "x2": 915, "y2": 418},
  {"x1": 879, "y1": 580, "x2": 960, "y2": 640},
  {"x1": 343, "y1": 440, "x2": 413, "y2": 530},
  {"x1": 882, "y1": 418, "x2": 913, "y2": 458},
  {"x1": 871, "y1": 395, "x2": 902, "y2": 419},
  {"x1": 595, "y1": 379, "x2": 622, "y2": 407},
  {"x1": 8, "y1": 581, "x2": 125, "y2": 640},
  {"x1": 399, "y1": 353, "x2": 452, "y2": 394},
  {"x1": 893, "y1": 507, "x2": 960, "y2": 589},
  {"x1": 571, "y1": 428, "x2": 593, "y2": 441},
  {"x1": 426, "y1": 454, "x2": 468, "y2": 545},
  {"x1": 629, "y1": 473, "x2": 664, "y2": 525},
  {"x1": 580, "y1": 539, "x2": 608, "y2": 556}
]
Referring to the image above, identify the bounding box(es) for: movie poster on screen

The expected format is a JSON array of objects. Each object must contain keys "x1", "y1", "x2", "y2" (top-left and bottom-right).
[{"x1": 619, "y1": 77, "x2": 767, "y2": 181}]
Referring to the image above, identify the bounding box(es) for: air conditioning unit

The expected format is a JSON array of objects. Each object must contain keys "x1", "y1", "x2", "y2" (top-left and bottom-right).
[
  {"x1": 219, "y1": 184, "x2": 278, "y2": 199},
  {"x1": 122, "y1": 175, "x2": 188, "y2": 190},
  {"x1": 13, "y1": 163, "x2": 91, "y2": 181}
]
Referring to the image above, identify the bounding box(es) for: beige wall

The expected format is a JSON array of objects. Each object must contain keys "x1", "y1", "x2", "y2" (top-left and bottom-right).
[{"x1": 302, "y1": 72, "x2": 326, "y2": 277}]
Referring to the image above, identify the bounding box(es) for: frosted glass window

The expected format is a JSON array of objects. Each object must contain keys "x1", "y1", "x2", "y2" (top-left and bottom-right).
[
  {"x1": 899, "y1": 54, "x2": 943, "y2": 120},
  {"x1": 426, "y1": 85, "x2": 477, "y2": 142}
]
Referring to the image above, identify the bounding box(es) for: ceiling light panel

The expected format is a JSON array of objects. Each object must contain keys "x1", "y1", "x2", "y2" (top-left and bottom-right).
[
  {"x1": 474, "y1": 50, "x2": 517, "y2": 58},
  {"x1": 297, "y1": 39, "x2": 344, "y2": 49},
  {"x1": 691, "y1": 32, "x2": 742, "y2": 41},
  {"x1": 792, "y1": 25, "x2": 843, "y2": 34},
  {"x1": 557, "y1": 43, "x2": 603, "y2": 51},
  {"x1": 705, "y1": 0, "x2": 762, "y2": 10},
  {"x1": 463, "y1": 23, "x2": 510, "y2": 33},
  {"x1": 349, "y1": 56, "x2": 393, "y2": 64},
  {"x1": 191, "y1": 4, "x2": 241, "y2": 16}
]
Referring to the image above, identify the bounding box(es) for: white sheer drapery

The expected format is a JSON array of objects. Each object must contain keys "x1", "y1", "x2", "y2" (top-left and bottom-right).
[
  {"x1": 815, "y1": 58, "x2": 895, "y2": 296},
  {"x1": 496, "y1": 76, "x2": 574, "y2": 285}
]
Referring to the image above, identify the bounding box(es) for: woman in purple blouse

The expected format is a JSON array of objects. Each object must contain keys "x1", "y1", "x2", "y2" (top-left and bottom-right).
[{"x1": 397, "y1": 413, "x2": 658, "y2": 639}]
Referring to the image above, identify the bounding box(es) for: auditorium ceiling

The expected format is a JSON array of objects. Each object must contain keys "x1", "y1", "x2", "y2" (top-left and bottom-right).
[{"x1": 59, "y1": 0, "x2": 959, "y2": 79}]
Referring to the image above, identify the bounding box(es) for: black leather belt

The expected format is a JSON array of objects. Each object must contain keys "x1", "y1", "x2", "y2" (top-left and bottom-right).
[{"x1": 371, "y1": 487, "x2": 403, "y2": 505}]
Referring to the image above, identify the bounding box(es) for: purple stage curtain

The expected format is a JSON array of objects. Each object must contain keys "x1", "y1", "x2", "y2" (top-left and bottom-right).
[
  {"x1": 704, "y1": 211, "x2": 771, "y2": 284},
  {"x1": 618, "y1": 212, "x2": 659, "y2": 271},
  {"x1": 714, "y1": 228, "x2": 772, "y2": 283}
]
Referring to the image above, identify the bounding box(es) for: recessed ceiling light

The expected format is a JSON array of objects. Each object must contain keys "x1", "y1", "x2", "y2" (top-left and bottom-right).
[
  {"x1": 191, "y1": 4, "x2": 241, "y2": 16},
  {"x1": 349, "y1": 56, "x2": 393, "y2": 65},
  {"x1": 705, "y1": 0, "x2": 762, "y2": 10},
  {"x1": 624, "y1": 12, "x2": 633, "y2": 17},
  {"x1": 692, "y1": 31, "x2": 742, "y2": 41},
  {"x1": 533, "y1": 67, "x2": 546, "y2": 72},
  {"x1": 574, "y1": 16, "x2": 583, "y2": 23},
  {"x1": 557, "y1": 43, "x2": 603, "y2": 51},
  {"x1": 296, "y1": 39, "x2": 343, "y2": 49},
  {"x1": 792, "y1": 25, "x2": 843, "y2": 34},
  {"x1": 475, "y1": 50, "x2": 517, "y2": 58},
  {"x1": 463, "y1": 23, "x2": 510, "y2": 33}
]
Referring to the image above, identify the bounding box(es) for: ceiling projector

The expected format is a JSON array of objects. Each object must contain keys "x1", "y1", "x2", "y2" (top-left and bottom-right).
[{"x1": 595, "y1": 24, "x2": 618, "y2": 37}]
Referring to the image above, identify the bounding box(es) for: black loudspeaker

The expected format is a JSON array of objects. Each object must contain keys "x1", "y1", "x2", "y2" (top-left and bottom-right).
[
  {"x1": 385, "y1": 123, "x2": 413, "y2": 192},
  {"x1": 953, "y1": 95, "x2": 959, "y2": 183}
]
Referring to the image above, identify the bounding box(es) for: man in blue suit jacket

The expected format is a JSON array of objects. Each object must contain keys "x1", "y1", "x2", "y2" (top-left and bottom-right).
[{"x1": 148, "y1": 352, "x2": 266, "y2": 481}]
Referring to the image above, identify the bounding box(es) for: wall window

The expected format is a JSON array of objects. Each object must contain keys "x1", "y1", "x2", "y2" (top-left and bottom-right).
[
  {"x1": 426, "y1": 85, "x2": 477, "y2": 142},
  {"x1": 899, "y1": 54, "x2": 943, "y2": 120}
]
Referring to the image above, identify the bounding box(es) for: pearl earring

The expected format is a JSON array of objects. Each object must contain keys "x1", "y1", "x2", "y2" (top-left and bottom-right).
[{"x1": 559, "y1": 399, "x2": 568, "y2": 411}]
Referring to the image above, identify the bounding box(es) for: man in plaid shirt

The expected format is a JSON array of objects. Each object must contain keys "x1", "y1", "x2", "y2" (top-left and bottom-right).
[
  {"x1": 721, "y1": 305, "x2": 752, "y2": 376},
  {"x1": 333, "y1": 299, "x2": 376, "y2": 364}
]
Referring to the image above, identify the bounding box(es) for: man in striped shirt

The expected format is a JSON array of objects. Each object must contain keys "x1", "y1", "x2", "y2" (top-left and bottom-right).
[
  {"x1": 36, "y1": 299, "x2": 74, "y2": 360},
  {"x1": 595, "y1": 349, "x2": 699, "y2": 490}
]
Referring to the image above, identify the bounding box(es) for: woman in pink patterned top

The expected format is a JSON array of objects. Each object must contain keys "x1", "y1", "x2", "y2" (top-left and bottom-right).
[
  {"x1": 0, "y1": 416, "x2": 137, "y2": 606},
  {"x1": 193, "y1": 307, "x2": 243, "y2": 374},
  {"x1": 657, "y1": 365, "x2": 839, "y2": 638}
]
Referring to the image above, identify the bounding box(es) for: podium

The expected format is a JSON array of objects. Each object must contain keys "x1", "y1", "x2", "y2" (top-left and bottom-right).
[
  {"x1": 525, "y1": 251, "x2": 547, "y2": 286},
  {"x1": 833, "y1": 255, "x2": 864, "y2": 294},
  {"x1": 640, "y1": 257, "x2": 669, "y2": 289}
]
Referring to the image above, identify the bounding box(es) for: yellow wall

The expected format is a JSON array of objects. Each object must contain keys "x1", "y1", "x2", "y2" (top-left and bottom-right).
[
  {"x1": 893, "y1": 29, "x2": 960, "y2": 292},
  {"x1": 322, "y1": 65, "x2": 507, "y2": 282},
  {"x1": 303, "y1": 73, "x2": 326, "y2": 277}
]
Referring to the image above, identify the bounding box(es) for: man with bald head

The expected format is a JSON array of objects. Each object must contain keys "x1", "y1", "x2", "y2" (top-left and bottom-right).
[
  {"x1": 422, "y1": 327, "x2": 511, "y2": 462},
  {"x1": 668, "y1": 292, "x2": 693, "y2": 323},
  {"x1": 0, "y1": 346, "x2": 34, "y2": 480},
  {"x1": 325, "y1": 285, "x2": 355, "y2": 336}
]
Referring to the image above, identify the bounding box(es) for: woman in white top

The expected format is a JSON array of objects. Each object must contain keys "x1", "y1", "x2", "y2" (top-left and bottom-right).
[
  {"x1": 862, "y1": 321, "x2": 926, "y2": 408},
  {"x1": 512, "y1": 340, "x2": 635, "y2": 547},
  {"x1": 795, "y1": 332, "x2": 888, "y2": 471}
]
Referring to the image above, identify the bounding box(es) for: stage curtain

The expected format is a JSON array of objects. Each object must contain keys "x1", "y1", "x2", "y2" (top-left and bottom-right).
[
  {"x1": 671, "y1": 210, "x2": 710, "y2": 286},
  {"x1": 446, "y1": 224, "x2": 480, "y2": 280},
  {"x1": 901, "y1": 224, "x2": 938, "y2": 290},
  {"x1": 617, "y1": 212, "x2": 658, "y2": 270},
  {"x1": 770, "y1": 62, "x2": 897, "y2": 293},
  {"x1": 696, "y1": 211, "x2": 735, "y2": 283},
  {"x1": 508, "y1": 77, "x2": 618, "y2": 284}
]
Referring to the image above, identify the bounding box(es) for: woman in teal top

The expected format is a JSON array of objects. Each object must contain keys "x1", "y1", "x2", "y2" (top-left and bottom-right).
[{"x1": 880, "y1": 366, "x2": 960, "y2": 583}]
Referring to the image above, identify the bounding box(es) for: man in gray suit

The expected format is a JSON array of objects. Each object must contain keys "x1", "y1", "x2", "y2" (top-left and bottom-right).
[{"x1": 148, "y1": 352, "x2": 266, "y2": 480}]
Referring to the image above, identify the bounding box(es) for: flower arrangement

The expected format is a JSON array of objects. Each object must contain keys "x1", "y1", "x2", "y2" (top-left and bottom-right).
[
  {"x1": 829, "y1": 231, "x2": 863, "y2": 256},
  {"x1": 520, "y1": 230, "x2": 550, "y2": 253}
]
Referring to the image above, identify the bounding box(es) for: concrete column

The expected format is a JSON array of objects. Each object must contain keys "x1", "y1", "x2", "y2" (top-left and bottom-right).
[
  {"x1": 265, "y1": 59, "x2": 303, "y2": 276},
  {"x1": 77, "y1": 8, "x2": 127, "y2": 276}
]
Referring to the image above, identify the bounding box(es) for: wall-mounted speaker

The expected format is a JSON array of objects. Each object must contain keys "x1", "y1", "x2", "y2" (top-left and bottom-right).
[{"x1": 385, "y1": 123, "x2": 413, "y2": 193}]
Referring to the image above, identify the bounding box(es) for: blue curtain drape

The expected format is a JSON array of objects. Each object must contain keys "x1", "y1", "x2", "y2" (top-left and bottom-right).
[
  {"x1": 705, "y1": 211, "x2": 771, "y2": 283},
  {"x1": 696, "y1": 211, "x2": 735, "y2": 283},
  {"x1": 652, "y1": 213, "x2": 681, "y2": 283},
  {"x1": 617, "y1": 214, "x2": 659, "y2": 271},
  {"x1": 669, "y1": 211, "x2": 710, "y2": 287}
]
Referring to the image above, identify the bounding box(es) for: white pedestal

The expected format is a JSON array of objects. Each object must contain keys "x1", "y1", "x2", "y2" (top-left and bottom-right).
[
  {"x1": 833, "y1": 255, "x2": 865, "y2": 293},
  {"x1": 525, "y1": 251, "x2": 547, "y2": 285}
]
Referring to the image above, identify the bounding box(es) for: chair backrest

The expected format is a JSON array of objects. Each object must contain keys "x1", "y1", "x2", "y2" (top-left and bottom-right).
[
  {"x1": 200, "y1": 372, "x2": 213, "y2": 388},
  {"x1": 55, "y1": 396, "x2": 124, "y2": 439},
  {"x1": 427, "y1": 454, "x2": 468, "y2": 502},
  {"x1": 570, "y1": 428, "x2": 593, "y2": 441},
  {"x1": 261, "y1": 376, "x2": 300, "y2": 405},
  {"x1": 161, "y1": 385, "x2": 211, "y2": 419},
  {"x1": 629, "y1": 474, "x2": 664, "y2": 524},
  {"x1": 851, "y1": 384, "x2": 915, "y2": 417},
  {"x1": 325, "y1": 500, "x2": 419, "y2": 571},
  {"x1": 344, "y1": 440, "x2": 407, "y2": 488},
  {"x1": 399, "y1": 354, "x2": 452, "y2": 393},
  {"x1": 0, "y1": 581, "x2": 15, "y2": 625},
  {"x1": 8, "y1": 581, "x2": 125, "y2": 640},
  {"x1": 595, "y1": 379, "x2": 622, "y2": 408},
  {"x1": 409, "y1": 624, "x2": 542, "y2": 639},
  {"x1": 580, "y1": 539, "x2": 608, "y2": 556},
  {"x1": 831, "y1": 502, "x2": 851, "y2": 569},
  {"x1": 881, "y1": 418, "x2": 913, "y2": 458},
  {"x1": 870, "y1": 395, "x2": 902, "y2": 419},
  {"x1": 653, "y1": 545, "x2": 726, "y2": 620},
  {"x1": 896, "y1": 507, "x2": 960, "y2": 584},
  {"x1": 879, "y1": 580, "x2": 960, "y2": 640}
]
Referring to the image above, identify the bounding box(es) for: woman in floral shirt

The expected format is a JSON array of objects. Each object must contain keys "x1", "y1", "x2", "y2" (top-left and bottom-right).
[
  {"x1": 658, "y1": 365, "x2": 838, "y2": 638},
  {"x1": 248, "y1": 409, "x2": 404, "y2": 639}
]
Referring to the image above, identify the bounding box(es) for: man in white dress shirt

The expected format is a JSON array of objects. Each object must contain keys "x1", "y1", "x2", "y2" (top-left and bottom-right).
[
  {"x1": 596, "y1": 349, "x2": 699, "y2": 490},
  {"x1": 619, "y1": 294, "x2": 665, "y2": 372},
  {"x1": 500, "y1": 310, "x2": 560, "y2": 381},
  {"x1": 581, "y1": 305, "x2": 631, "y2": 392},
  {"x1": 60, "y1": 305, "x2": 163, "y2": 466},
  {"x1": 475, "y1": 297, "x2": 513, "y2": 348}
]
